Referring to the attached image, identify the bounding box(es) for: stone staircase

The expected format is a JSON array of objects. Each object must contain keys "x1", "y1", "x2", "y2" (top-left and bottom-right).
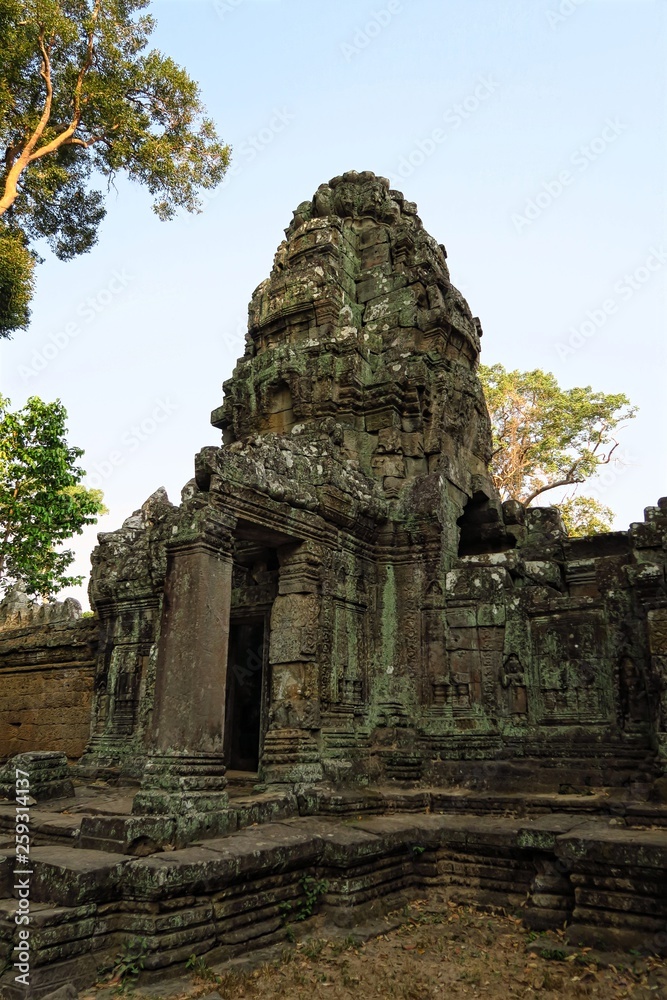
[{"x1": 1, "y1": 788, "x2": 667, "y2": 998}]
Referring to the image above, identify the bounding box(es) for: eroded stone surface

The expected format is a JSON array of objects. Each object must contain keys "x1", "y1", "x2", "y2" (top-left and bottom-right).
[
  {"x1": 0, "y1": 752, "x2": 73, "y2": 802},
  {"x1": 0, "y1": 589, "x2": 95, "y2": 761}
]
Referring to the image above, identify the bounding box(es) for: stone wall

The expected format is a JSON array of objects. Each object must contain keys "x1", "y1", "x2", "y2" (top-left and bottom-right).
[{"x1": 0, "y1": 591, "x2": 97, "y2": 761}]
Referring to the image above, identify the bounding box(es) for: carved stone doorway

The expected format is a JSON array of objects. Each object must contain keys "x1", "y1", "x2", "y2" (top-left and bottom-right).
[{"x1": 224, "y1": 618, "x2": 268, "y2": 773}]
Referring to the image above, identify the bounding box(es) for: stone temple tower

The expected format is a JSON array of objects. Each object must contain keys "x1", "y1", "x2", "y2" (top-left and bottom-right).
[{"x1": 79, "y1": 170, "x2": 663, "y2": 815}]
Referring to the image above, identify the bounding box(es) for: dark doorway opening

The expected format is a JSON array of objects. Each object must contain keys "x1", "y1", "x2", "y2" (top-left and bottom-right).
[
  {"x1": 457, "y1": 491, "x2": 516, "y2": 557},
  {"x1": 224, "y1": 619, "x2": 266, "y2": 773}
]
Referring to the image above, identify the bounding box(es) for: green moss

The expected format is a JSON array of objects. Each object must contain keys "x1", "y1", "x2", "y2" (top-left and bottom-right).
[{"x1": 381, "y1": 564, "x2": 397, "y2": 673}]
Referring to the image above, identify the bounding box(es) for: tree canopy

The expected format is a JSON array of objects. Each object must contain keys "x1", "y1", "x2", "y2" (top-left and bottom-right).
[
  {"x1": 478, "y1": 363, "x2": 636, "y2": 536},
  {"x1": 0, "y1": 394, "x2": 106, "y2": 597},
  {"x1": 0, "y1": 0, "x2": 230, "y2": 335},
  {"x1": 0, "y1": 225, "x2": 34, "y2": 335}
]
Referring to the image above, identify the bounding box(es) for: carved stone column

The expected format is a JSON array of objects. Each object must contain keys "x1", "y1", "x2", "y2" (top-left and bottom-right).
[
  {"x1": 80, "y1": 488, "x2": 180, "y2": 776},
  {"x1": 628, "y1": 499, "x2": 667, "y2": 764},
  {"x1": 133, "y1": 504, "x2": 236, "y2": 815},
  {"x1": 80, "y1": 596, "x2": 159, "y2": 777},
  {"x1": 261, "y1": 540, "x2": 324, "y2": 784}
]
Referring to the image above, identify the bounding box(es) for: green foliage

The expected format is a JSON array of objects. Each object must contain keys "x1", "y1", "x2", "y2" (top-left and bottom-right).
[
  {"x1": 280, "y1": 876, "x2": 330, "y2": 926},
  {"x1": 0, "y1": 0, "x2": 229, "y2": 335},
  {"x1": 558, "y1": 495, "x2": 615, "y2": 537},
  {"x1": 478, "y1": 363, "x2": 636, "y2": 534},
  {"x1": 100, "y1": 937, "x2": 147, "y2": 988},
  {"x1": 0, "y1": 394, "x2": 107, "y2": 597},
  {"x1": 185, "y1": 953, "x2": 219, "y2": 982},
  {"x1": 297, "y1": 876, "x2": 329, "y2": 920},
  {"x1": 329, "y1": 935, "x2": 358, "y2": 955},
  {"x1": 539, "y1": 946, "x2": 567, "y2": 961},
  {"x1": 301, "y1": 938, "x2": 327, "y2": 960},
  {"x1": 0, "y1": 225, "x2": 34, "y2": 335}
]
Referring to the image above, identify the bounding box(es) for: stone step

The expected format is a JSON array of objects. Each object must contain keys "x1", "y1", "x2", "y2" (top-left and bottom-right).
[{"x1": 2, "y1": 810, "x2": 667, "y2": 996}]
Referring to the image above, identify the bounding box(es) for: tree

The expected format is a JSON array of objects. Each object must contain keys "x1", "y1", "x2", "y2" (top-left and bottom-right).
[
  {"x1": 557, "y1": 496, "x2": 616, "y2": 537},
  {"x1": 0, "y1": 226, "x2": 34, "y2": 335},
  {"x1": 478, "y1": 363, "x2": 636, "y2": 536},
  {"x1": 0, "y1": 0, "x2": 230, "y2": 336},
  {"x1": 0, "y1": 394, "x2": 107, "y2": 597}
]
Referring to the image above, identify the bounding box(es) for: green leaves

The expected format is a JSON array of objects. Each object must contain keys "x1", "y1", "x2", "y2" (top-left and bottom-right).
[
  {"x1": 478, "y1": 363, "x2": 636, "y2": 534},
  {"x1": 0, "y1": 226, "x2": 35, "y2": 335},
  {"x1": 0, "y1": 394, "x2": 106, "y2": 597},
  {"x1": 558, "y1": 496, "x2": 615, "y2": 537},
  {"x1": 0, "y1": 0, "x2": 229, "y2": 334}
]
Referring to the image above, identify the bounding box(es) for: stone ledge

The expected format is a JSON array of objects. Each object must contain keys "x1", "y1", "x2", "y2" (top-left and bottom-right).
[
  {"x1": 26, "y1": 847, "x2": 133, "y2": 907},
  {"x1": 1, "y1": 810, "x2": 666, "y2": 997}
]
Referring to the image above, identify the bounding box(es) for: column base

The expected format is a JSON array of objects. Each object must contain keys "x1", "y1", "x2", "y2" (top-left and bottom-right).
[
  {"x1": 78, "y1": 735, "x2": 147, "y2": 779},
  {"x1": 132, "y1": 751, "x2": 229, "y2": 815},
  {"x1": 0, "y1": 751, "x2": 74, "y2": 802},
  {"x1": 260, "y1": 729, "x2": 324, "y2": 784}
]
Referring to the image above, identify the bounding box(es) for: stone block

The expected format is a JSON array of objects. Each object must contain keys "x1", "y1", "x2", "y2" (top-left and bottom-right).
[
  {"x1": 446, "y1": 608, "x2": 477, "y2": 629},
  {"x1": 556, "y1": 825, "x2": 667, "y2": 870},
  {"x1": 476, "y1": 603, "x2": 506, "y2": 627},
  {"x1": 28, "y1": 847, "x2": 133, "y2": 906},
  {"x1": 41, "y1": 985, "x2": 78, "y2": 1000}
]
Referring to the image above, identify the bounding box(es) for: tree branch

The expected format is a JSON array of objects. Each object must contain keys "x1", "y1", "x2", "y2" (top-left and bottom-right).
[
  {"x1": 27, "y1": 4, "x2": 100, "y2": 165},
  {"x1": 23, "y1": 30, "x2": 54, "y2": 158},
  {"x1": 523, "y1": 472, "x2": 585, "y2": 505},
  {"x1": 0, "y1": 4, "x2": 101, "y2": 214},
  {"x1": 0, "y1": 29, "x2": 53, "y2": 215},
  {"x1": 597, "y1": 439, "x2": 620, "y2": 466}
]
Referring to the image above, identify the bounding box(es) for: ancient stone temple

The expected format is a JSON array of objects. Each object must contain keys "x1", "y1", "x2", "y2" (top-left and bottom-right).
[
  {"x1": 1, "y1": 171, "x2": 666, "y2": 994},
  {"x1": 72, "y1": 169, "x2": 665, "y2": 799}
]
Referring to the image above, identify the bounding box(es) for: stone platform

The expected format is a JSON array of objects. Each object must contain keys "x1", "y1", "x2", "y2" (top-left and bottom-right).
[{"x1": 1, "y1": 780, "x2": 667, "y2": 998}]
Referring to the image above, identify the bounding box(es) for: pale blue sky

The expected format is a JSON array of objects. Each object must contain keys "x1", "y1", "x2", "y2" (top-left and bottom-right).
[{"x1": 2, "y1": 0, "x2": 666, "y2": 607}]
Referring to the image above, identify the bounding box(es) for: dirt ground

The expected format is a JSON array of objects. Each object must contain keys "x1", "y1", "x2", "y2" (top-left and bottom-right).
[{"x1": 95, "y1": 893, "x2": 667, "y2": 1000}]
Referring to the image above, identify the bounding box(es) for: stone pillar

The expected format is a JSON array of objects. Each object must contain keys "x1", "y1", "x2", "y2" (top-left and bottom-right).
[
  {"x1": 648, "y1": 608, "x2": 667, "y2": 761},
  {"x1": 628, "y1": 499, "x2": 667, "y2": 764},
  {"x1": 261, "y1": 541, "x2": 324, "y2": 784},
  {"x1": 80, "y1": 596, "x2": 159, "y2": 778},
  {"x1": 133, "y1": 505, "x2": 236, "y2": 815}
]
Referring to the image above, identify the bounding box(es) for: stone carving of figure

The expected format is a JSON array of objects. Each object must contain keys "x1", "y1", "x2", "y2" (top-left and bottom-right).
[
  {"x1": 500, "y1": 654, "x2": 527, "y2": 717},
  {"x1": 618, "y1": 655, "x2": 648, "y2": 729}
]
